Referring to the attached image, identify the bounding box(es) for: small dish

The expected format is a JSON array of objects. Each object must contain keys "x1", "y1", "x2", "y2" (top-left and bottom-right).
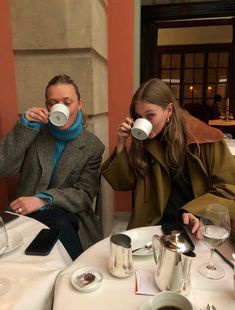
[
  {"x1": 5, "y1": 229, "x2": 23, "y2": 254},
  {"x1": 124, "y1": 229, "x2": 154, "y2": 256},
  {"x1": 71, "y1": 267, "x2": 103, "y2": 292}
]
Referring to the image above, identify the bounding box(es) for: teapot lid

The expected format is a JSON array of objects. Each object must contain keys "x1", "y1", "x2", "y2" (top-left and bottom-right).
[{"x1": 160, "y1": 230, "x2": 191, "y2": 253}]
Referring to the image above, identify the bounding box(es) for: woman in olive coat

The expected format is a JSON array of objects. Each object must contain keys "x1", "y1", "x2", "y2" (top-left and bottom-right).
[{"x1": 101, "y1": 78, "x2": 235, "y2": 239}]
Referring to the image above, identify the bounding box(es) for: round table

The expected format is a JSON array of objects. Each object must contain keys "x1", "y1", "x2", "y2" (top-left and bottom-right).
[
  {"x1": 0, "y1": 213, "x2": 72, "y2": 310},
  {"x1": 53, "y1": 226, "x2": 234, "y2": 310}
]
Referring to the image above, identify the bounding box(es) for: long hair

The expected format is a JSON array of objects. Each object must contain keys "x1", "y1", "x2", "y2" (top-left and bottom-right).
[
  {"x1": 129, "y1": 78, "x2": 188, "y2": 177},
  {"x1": 45, "y1": 74, "x2": 87, "y2": 126}
]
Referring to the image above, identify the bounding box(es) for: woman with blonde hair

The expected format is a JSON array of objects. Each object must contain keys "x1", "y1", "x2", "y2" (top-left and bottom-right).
[
  {"x1": 101, "y1": 78, "x2": 235, "y2": 239},
  {"x1": 0, "y1": 74, "x2": 104, "y2": 260}
]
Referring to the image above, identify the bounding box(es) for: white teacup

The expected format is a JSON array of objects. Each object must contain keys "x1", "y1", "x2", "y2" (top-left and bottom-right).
[
  {"x1": 49, "y1": 103, "x2": 70, "y2": 126},
  {"x1": 131, "y1": 118, "x2": 153, "y2": 140},
  {"x1": 150, "y1": 291, "x2": 193, "y2": 310}
]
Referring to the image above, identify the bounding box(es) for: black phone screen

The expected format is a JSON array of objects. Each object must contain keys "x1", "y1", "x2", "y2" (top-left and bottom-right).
[
  {"x1": 0, "y1": 211, "x2": 19, "y2": 224},
  {"x1": 25, "y1": 228, "x2": 61, "y2": 256}
]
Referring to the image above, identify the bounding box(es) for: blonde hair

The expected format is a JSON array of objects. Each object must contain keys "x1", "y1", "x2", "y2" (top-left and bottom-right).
[{"x1": 129, "y1": 78, "x2": 188, "y2": 177}]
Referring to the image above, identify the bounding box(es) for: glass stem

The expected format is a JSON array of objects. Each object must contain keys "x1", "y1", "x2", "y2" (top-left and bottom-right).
[{"x1": 207, "y1": 248, "x2": 216, "y2": 271}]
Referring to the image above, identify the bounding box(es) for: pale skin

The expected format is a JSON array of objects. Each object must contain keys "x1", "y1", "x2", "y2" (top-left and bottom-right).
[
  {"x1": 117, "y1": 100, "x2": 202, "y2": 240},
  {"x1": 10, "y1": 83, "x2": 82, "y2": 216}
]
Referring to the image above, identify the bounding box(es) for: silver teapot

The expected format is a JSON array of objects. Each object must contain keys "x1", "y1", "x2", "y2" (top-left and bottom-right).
[
  {"x1": 153, "y1": 230, "x2": 195, "y2": 295},
  {"x1": 108, "y1": 233, "x2": 133, "y2": 278}
]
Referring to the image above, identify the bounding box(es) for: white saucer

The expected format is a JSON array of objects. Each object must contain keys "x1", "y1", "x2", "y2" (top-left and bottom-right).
[
  {"x1": 71, "y1": 267, "x2": 103, "y2": 292},
  {"x1": 138, "y1": 295, "x2": 197, "y2": 310},
  {"x1": 5, "y1": 230, "x2": 23, "y2": 254},
  {"x1": 124, "y1": 229, "x2": 154, "y2": 256}
]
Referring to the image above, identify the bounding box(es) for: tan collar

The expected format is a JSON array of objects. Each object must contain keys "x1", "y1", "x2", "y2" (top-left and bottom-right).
[{"x1": 183, "y1": 112, "x2": 224, "y2": 145}]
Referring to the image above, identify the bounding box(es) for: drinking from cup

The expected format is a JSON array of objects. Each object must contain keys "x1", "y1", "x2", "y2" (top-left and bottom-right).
[
  {"x1": 151, "y1": 291, "x2": 193, "y2": 310},
  {"x1": 49, "y1": 103, "x2": 70, "y2": 126},
  {"x1": 131, "y1": 118, "x2": 153, "y2": 140}
]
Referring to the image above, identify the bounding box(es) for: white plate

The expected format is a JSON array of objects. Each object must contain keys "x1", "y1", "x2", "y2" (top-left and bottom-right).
[
  {"x1": 71, "y1": 267, "x2": 103, "y2": 292},
  {"x1": 123, "y1": 228, "x2": 155, "y2": 256},
  {"x1": 5, "y1": 229, "x2": 23, "y2": 254}
]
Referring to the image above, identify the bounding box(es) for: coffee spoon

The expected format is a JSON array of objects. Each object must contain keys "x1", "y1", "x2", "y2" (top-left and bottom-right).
[{"x1": 132, "y1": 241, "x2": 152, "y2": 253}]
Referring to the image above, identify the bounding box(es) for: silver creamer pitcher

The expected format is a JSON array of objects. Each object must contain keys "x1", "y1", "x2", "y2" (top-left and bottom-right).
[
  {"x1": 108, "y1": 233, "x2": 133, "y2": 278},
  {"x1": 153, "y1": 231, "x2": 195, "y2": 295}
]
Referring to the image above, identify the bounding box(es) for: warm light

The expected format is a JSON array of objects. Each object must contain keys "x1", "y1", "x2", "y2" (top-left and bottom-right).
[
  {"x1": 189, "y1": 85, "x2": 194, "y2": 91},
  {"x1": 207, "y1": 85, "x2": 212, "y2": 92}
]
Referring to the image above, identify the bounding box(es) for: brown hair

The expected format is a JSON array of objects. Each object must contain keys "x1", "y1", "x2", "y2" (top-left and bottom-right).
[{"x1": 129, "y1": 78, "x2": 188, "y2": 177}]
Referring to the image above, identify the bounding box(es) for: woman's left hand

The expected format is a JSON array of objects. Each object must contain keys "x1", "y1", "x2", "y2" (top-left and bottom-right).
[
  {"x1": 10, "y1": 196, "x2": 47, "y2": 215},
  {"x1": 182, "y1": 212, "x2": 202, "y2": 240}
]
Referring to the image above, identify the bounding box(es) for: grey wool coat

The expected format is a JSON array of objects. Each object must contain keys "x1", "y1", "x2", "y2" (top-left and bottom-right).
[{"x1": 0, "y1": 120, "x2": 105, "y2": 250}]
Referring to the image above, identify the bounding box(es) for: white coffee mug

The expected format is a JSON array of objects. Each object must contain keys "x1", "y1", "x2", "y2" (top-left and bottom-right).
[
  {"x1": 49, "y1": 103, "x2": 70, "y2": 126},
  {"x1": 151, "y1": 291, "x2": 193, "y2": 310},
  {"x1": 131, "y1": 118, "x2": 153, "y2": 140}
]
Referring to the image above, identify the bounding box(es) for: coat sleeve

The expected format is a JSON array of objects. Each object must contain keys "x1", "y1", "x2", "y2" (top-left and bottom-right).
[
  {"x1": 0, "y1": 121, "x2": 39, "y2": 178},
  {"x1": 183, "y1": 140, "x2": 235, "y2": 218},
  {"x1": 42, "y1": 139, "x2": 105, "y2": 214},
  {"x1": 101, "y1": 147, "x2": 136, "y2": 191}
]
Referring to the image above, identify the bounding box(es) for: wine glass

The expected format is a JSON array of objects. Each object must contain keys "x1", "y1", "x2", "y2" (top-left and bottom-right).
[
  {"x1": 197, "y1": 204, "x2": 231, "y2": 280},
  {"x1": 0, "y1": 216, "x2": 11, "y2": 295}
]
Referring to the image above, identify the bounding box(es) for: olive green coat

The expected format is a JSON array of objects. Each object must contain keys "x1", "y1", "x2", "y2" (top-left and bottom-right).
[{"x1": 101, "y1": 115, "x2": 235, "y2": 229}]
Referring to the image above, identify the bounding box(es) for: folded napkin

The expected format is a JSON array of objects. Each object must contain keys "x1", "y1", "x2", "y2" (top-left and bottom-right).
[{"x1": 135, "y1": 270, "x2": 159, "y2": 296}]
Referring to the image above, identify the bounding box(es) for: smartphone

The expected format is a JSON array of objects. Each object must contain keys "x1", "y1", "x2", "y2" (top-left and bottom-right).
[
  {"x1": 25, "y1": 228, "x2": 61, "y2": 256},
  {"x1": 0, "y1": 211, "x2": 19, "y2": 224}
]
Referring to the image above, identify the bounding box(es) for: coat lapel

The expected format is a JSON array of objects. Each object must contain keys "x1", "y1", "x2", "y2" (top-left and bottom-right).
[
  {"x1": 35, "y1": 127, "x2": 87, "y2": 188},
  {"x1": 35, "y1": 130, "x2": 55, "y2": 184}
]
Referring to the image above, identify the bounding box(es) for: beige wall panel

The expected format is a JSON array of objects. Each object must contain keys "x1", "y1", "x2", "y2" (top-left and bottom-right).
[
  {"x1": 91, "y1": 0, "x2": 107, "y2": 58},
  {"x1": 67, "y1": 0, "x2": 107, "y2": 58},
  {"x1": 10, "y1": 0, "x2": 107, "y2": 59},
  {"x1": 14, "y1": 53, "x2": 100, "y2": 113},
  {"x1": 92, "y1": 55, "x2": 108, "y2": 115},
  {"x1": 10, "y1": 0, "x2": 68, "y2": 49},
  {"x1": 87, "y1": 114, "x2": 108, "y2": 155}
]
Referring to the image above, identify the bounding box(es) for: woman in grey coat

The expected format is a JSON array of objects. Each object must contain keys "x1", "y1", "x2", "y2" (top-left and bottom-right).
[{"x1": 0, "y1": 74, "x2": 104, "y2": 260}]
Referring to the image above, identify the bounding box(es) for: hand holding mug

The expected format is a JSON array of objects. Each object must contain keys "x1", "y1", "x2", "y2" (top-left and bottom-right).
[
  {"x1": 117, "y1": 117, "x2": 133, "y2": 153},
  {"x1": 25, "y1": 107, "x2": 49, "y2": 123}
]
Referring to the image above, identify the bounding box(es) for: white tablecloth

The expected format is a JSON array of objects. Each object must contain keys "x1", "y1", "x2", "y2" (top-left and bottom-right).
[
  {"x1": 53, "y1": 226, "x2": 235, "y2": 310},
  {"x1": 0, "y1": 213, "x2": 72, "y2": 310}
]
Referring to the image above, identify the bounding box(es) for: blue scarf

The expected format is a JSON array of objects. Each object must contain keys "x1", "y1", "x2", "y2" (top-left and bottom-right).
[
  {"x1": 49, "y1": 110, "x2": 83, "y2": 141},
  {"x1": 48, "y1": 111, "x2": 83, "y2": 179}
]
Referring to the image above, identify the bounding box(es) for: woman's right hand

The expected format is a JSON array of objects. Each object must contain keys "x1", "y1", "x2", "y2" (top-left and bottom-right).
[
  {"x1": 25, "y1": 107, "x2": 49, "y2": 123},
  {"x1": 117, "y1": 117, "x2": 133, "y2": 153}
]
